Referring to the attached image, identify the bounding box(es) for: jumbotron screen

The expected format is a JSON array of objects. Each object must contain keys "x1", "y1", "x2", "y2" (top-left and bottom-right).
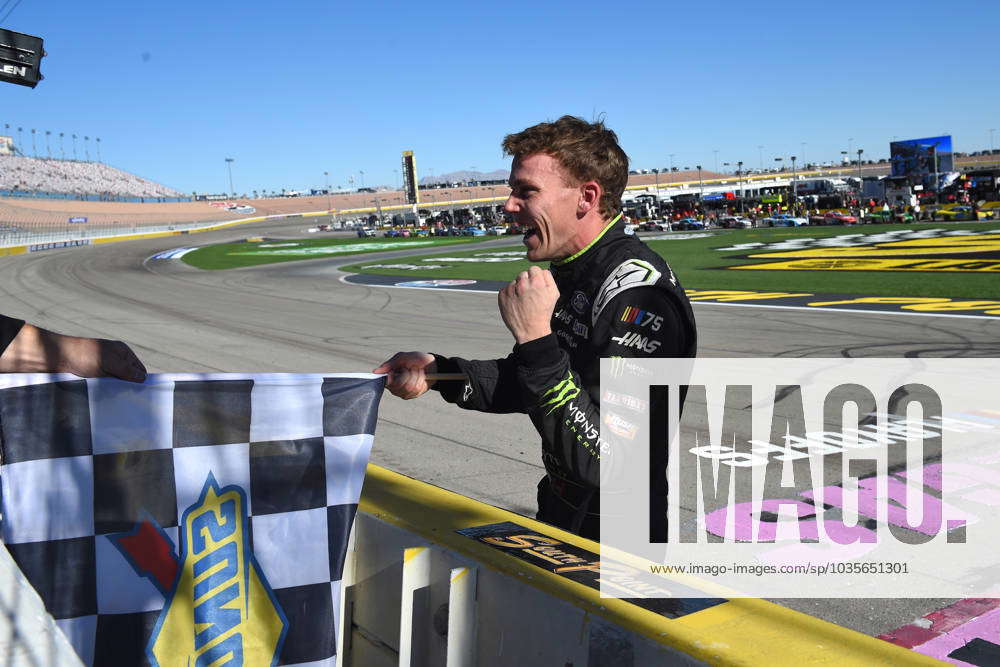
[{"x1": 889, "y1": 135, "x2": 954, "y2": 184}]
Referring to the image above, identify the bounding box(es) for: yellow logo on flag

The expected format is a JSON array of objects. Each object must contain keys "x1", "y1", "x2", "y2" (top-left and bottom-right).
[{"x1": 148, "y1": 474, "x2": 286, "y2": 666}]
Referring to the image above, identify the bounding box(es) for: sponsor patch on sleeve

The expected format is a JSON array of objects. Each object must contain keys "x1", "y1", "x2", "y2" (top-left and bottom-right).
[
  {"x1": 592, "y1": 259, "x2": 662, "y2": 325},
  {"x1": 619, "y1": 305, "x2": 663, "y2": 331}
]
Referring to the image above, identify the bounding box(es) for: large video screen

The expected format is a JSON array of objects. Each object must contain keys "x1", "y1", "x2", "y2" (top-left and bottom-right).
[{"x1": 889, "y1": 136, "x2": 953, "y2": 184}]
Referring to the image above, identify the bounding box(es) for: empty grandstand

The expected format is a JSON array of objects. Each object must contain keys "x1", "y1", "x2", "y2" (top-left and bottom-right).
[{"x1": 0, "y1": 153, "x2": 186, "y2": 201}]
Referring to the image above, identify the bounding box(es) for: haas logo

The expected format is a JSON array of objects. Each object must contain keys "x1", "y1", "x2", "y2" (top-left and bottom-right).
[{"x1": 611, "y1": 331, "x2": 661, "y2": 353}]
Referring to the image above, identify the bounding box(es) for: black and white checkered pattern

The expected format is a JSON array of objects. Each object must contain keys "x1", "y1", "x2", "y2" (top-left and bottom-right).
[{"x1": 0, "y1": 372, "x2": 383, "y2": 667}]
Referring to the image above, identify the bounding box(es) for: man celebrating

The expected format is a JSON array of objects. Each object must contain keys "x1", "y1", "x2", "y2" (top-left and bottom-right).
[{"x1": 375, "y1": 116, "x2": 696, "y2": 539}]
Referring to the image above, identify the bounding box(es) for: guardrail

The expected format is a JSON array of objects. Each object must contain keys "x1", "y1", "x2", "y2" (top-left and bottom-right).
[{"x1": 0, "y1": 215, "x2": 272, "y2": 251}]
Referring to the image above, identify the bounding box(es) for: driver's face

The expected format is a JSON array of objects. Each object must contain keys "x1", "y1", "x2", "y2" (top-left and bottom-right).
[{"x1": 504, "y1": 153, "x2": 581, "y2": 262}]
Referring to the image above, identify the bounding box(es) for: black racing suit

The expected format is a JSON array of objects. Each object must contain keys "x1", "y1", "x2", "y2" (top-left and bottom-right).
[{"x1": 433, "y1": 218, "x2": 697, "y2": 539}]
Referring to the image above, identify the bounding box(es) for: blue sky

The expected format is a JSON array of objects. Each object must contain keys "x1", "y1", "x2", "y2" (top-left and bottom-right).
[{"x1": 2, "y1": 0, "x2": 997, "y2": 195}]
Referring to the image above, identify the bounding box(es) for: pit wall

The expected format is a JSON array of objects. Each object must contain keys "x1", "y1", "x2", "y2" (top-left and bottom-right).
[{"x1": 340, "y1": 464, "x2": 942, "y2": 666}]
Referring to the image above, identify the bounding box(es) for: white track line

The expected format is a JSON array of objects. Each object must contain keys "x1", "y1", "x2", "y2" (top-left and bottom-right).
[{"x1": 339, "y1": 273, "x2": 1000, "y2": 320}]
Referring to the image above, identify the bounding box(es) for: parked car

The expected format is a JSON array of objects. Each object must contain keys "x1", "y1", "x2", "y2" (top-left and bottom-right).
[
  {"x1": 639, "y1": 221, "x2": 667, "y2": 231},
  {"x1": 718, "y1": 216, "x2": 752, "y2": 229},
  {"x1": 821, "y1": 211, "x2": 858, "y2": 225},
  {"x1": 866, "y1": 210, "x2": 914, "y2": 224},
  {"x1": 462, "y1": 226, "x2": 486, "y2": 236},
  {"x1": 414, "y1": 227, "x2": 430, "y2": 237},
  {"x1": 765, "y1": 214, "x2": 808, "y2": 227},
  {"x1": 488, "y1": 225, "x2": 508, "y2": 235},
  {"x1": 356, "y1": 227, "x2": 376, "y2": 237},
  {"x1": 671, "y1": 218, "x2": 705, "y2": 231},
  {"x1": 935, "y1": 206, "x2": 979, "y2": 221}
]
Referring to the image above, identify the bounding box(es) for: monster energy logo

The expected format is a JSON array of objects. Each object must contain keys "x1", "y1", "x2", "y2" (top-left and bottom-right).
[{"x1": 540, "y1": 372, "x2": 580, "y2": 414}]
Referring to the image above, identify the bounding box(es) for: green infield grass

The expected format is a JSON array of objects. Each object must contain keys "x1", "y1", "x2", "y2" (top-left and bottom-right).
[
  {"x1": 181, "y1": 236, "x2": 488, "y2": 270},
  {"x1": 341, "y1": 222, "x2": 1000, "y2": 298}
]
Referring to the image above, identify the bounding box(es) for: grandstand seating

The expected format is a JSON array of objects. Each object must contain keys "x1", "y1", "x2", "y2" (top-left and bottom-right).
[{"x1": 0, "y1": 155, "x2": 183, "y2": 199}]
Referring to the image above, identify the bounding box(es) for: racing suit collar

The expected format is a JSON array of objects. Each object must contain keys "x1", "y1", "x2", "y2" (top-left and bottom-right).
[{"x1": 551, "y1": 212, "x2": 622, "y2": 267}]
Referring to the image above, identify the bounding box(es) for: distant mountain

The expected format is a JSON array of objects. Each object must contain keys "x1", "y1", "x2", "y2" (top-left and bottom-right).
[{"x1": 420, "y1": 169, "x2": 508, "y2": 185}]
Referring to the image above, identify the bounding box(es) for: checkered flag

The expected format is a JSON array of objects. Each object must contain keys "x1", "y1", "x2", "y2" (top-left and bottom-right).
[{"x1": 0, "y1": 372, "x2": 384, "y2": 666}]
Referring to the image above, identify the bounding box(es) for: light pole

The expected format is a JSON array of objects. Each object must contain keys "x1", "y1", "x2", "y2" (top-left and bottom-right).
[
  {"x1": 737, "y1": 161, "x2": 744, "y2": 214},
  {"x1": 59, "y1": 132, "x2": 64, "y2": 159},
  {"x1": 856, "y1": 149, "x2": 864, "y2": 191},
  {"x1": 359, "y1": 170, "x2": 365, "y2": 189},
  {"x1": 45, "y1": 130, "x2": 51, "y2": 158},
  {"x1": 84, "y1": 136, "x2": 90, "y2": 161},
  {"x1": 225, "y1": 158, "x2": 235, "y2": 197},
  {"x1": 72, "y1": 134, "x2": 77, "y2": 160},
  {"x1": 96, "y1": 137, "x2": 101, "y2": 163},
  {"x1": 30, "y1": 129, "x2": 36, "y2": 157},
  {"x1": 669, "y1": 153, "x2": 675, "y2": 172},
  {"x1": 697, "y1": 165, "x2": 703, "y2": 199},
  {"x1": 323, "y1": 171, "x2": 331, "y2": 212},
  {"x1": 790, "y1": 155, "x2": 797, "y2": 206},
  {"x1": 774, "y1": 157, "x2": 784, "y2": 208}
]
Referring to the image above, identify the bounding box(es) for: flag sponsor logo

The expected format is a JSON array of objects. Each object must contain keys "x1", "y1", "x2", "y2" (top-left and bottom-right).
[
  {"x1": 619, "y1": 305, "x2": 663, "y2": 331},
  {"x1": 571, "y1": 291, "x2": 588, "y2": 314},
  {"x1": 146, "y1": 473, "x2": 287, "y2": 666}
]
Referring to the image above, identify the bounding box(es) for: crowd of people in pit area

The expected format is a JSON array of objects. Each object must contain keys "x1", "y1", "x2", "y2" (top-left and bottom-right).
[
  {"x1": 0, "y1": 155, "x2": 183, "y2": 200},
  {"x1": 641, "y1": 195, "x2": 993, "y2": 228}
]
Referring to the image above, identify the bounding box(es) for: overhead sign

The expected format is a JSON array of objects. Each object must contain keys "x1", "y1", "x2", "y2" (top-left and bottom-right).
[
  {"x1": 0, "y1": 29, "x2": 45, "y2": 88},
  {"x1": 401, "y1": 150, "x2": 419, "y2": 204},
  {"x1": 68, "y1": 217, "x2": 87, "y2": 223}
]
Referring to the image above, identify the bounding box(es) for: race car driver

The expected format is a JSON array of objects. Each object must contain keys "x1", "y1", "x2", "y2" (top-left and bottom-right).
[{"x1": 375, "y1": 116, "x2": 697, "y2": 540}]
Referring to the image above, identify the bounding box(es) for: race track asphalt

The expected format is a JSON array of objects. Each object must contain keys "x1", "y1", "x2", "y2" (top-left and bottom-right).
[{"x1": 2, "y1": 218, "x2": 997, "y2": 639}]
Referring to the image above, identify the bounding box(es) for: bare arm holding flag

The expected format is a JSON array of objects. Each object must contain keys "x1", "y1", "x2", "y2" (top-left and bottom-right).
[{"x1": 0, "y1": 314, "x2": 146, "y2": 382}]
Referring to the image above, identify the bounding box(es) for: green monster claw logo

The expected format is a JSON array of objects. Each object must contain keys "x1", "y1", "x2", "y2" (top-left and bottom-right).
[
  {"x1": 540, "y1": 372, "x2": 580, "y2": 414},
  {"x1": 148, "y1": 473, "x2": 287, "y2": 666}
]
